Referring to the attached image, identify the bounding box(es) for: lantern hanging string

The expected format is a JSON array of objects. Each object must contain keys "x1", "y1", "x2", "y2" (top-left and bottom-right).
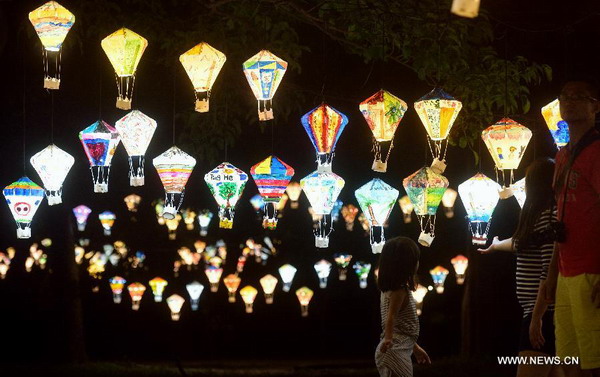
[
  {"x1": 50, "y1": 90, "x2": 55, "y2": 144},
  {"x1": 504, "y1": 31, "x2": 509, "y2": 119},
  {"x1": 98, "y1": 47, "x2": 102, "y2": 120},
  {"x1": 172, "y1": 65, "x2": 177, "y2": 146},
  {"x1": 22, "y1": 54, "x2": 27, "y2": 175}
]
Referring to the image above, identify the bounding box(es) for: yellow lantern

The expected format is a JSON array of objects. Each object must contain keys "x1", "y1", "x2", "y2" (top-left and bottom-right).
[
  {"x1": 179, "y1": 42, "x2": 226, "y2": 112},
  {"x1": 223, "y1": 274, "x2": 241, "y2": 303},
  {"x1": 441, "y1": 188, "x2": 458, "y2": 218},
  {"x1": 451, "y1": 0, "x2": 480, "y2": 18},
  {"x1": 259, "y1": 274, "x2": 278, "y2": 304},
  {"x1": 149, "y1": 277, "x2": 168, "y2": 302},
  {"x1": 541, "y1": 99, "x2": 569, "y2": 148},
  {"x1": 240, "y1": 285, "x2": 258, "y2": 313},
  {"x1": 101, "y1": 28, "x2": 148, "y2": 110},
  {"x1": 398, "y1": 195, "x2": 414, "y2": 224},
  {"x1": 295, "y1": 287, "x2": 314, "y2": 317}
]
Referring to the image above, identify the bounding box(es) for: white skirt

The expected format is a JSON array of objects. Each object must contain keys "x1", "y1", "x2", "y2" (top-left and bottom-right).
[{"x1": 374, "y1": 335, "x2": 415, "y2": 377}]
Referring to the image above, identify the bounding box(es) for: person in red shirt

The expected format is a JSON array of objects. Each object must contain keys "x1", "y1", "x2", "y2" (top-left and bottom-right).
[{"x1": 544, "y1": 80, "x2": 600, "y2": 376}]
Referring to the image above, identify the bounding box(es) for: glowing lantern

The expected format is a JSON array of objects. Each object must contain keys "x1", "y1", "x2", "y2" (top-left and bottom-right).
[
  {"x1": 286, "y1": 182, "x2": 302, "y2": 209},
  {"x1": 182, "y1": 209, "x2": 196, "y2": 230},
  {"x1": 340, "y1": 204, "x2": 359, "y2": 231},
  {"x1": 149, "y1": 277, "x2": 168, "y2": 302},
  {"x1": 153, "y1": 146, "x2": 196, "y2": 220},
  {"x1": 542, "y1": 99, "x2": 569, "y2": 148},
  {"x1": 250, "y1": 156, "x2": 295, "y2": 229},
  {"x1": 398, "y1": 195, "x2": 414, "y2": 224},
  {"x1": 179, "y1": 42, "x2": 226, "y2": 112},
  {"x1": 296, "y1": 287, "x2": 314, "y2": 317},
  {"x1": 223, "y1": 274, "x2": 241, "y2": 303},
  {"x1": 127, "y1": 282, "x2": 146, "y2": 310},
  {"x1": 124, "y1": 194, "x2": 141, "y2": 212},
  {"x1": 414, "y1": 88, "x2": 462, "y2": 174},
  {"x1": 334, "y1": 254, "x2": 352, "y2": 281},
  {"x1": 302, "y1": 103, "x2": 348, "y2": 172},
  {"x1": 314, "y1": 259, "x2": 332, "y2": 289},
  {"x1": 3, "y1": 177, "x2": 45, "y2": 239},
  {"x1": 115, "y1": 110, "x2": 157, "y2": 186},
  {"x1": 430, "y1": 266, "x2": 449, "y2": 293},
  {"x1": 166, "y1": 294, "x2": 185, "y2": 321},
  {"x1": 451, "y1": 0, "x2": 480, "y2": 18},
  {"x1": 441, "y1": 188, "x2": 458, "y2": 218},
  {"x1": 204, "y1": 162, "x2": 248, "y2": 229},
  {"x1": 482, "y1": 118, "x2": 532, "y2": 196},
  {"x1": 28, "y1": 1, "x2": 75, "y2": 89},
  {"x1": 458, "y1": 173, "x2": 501, "y2": 245},
  {"x1": 403, "y1": 167, "x2": 448, "y2": 246},
  {"x1": 278, "y1": 264, "x2": 297, "y2": 292},
  {"x1": 29, "y1": 144, "x2": 74, "y2": 205},
  {"x1": 259, "y1": 274, "x2": 278, "y2": 304},
  {"x1": 412, "y1": 284, "x2": 430, "y2": 315},
  {"x1": 165, "y1": 214, "x2": 181, "y2": 240},
  {"x1": 98, "y1": 211, "x2": 115, "y2": 236},
  {"x1": 101, "y1": 28, "x2": 148, "y2": 110},
  {"x1": 198, "y1": 209, "x2": 213, "y2": 236},
  {"x1": 205, "y1": 267, "x2": 223, "y2": 292},
  {"x1": 109, "y1": 276, "x2": 126, "y2": 304},
  {"x1": 186, "y1": 281, "x2": 204, "y2": 311},
  {"x1": 512, "y1": 178, "x2": 526, "y2": 208},
  {"x1": 451, "y1": 255, "x2": 469, "y2": 284},
  {"x1": 301, "y1": 171, "x2": 345, "y2": 248},
  {"x1": 240, "y1": 286, "x2": 258, "y2": 313},
  {"x1": 354, "y1": 262, "x2": 371, "y2": 289},
  {"x1": 242, "y1": 50, "x2": 288, "y2": 121},
  {"x1": 359, "y1": 90, "x2": 407, "y2": 172},
  {"x1": 79, "y1": 120, "x2": 120, "y2": 193},
  {"x1": 355, "y1": 179, "x2": 399, "y2": 253}
]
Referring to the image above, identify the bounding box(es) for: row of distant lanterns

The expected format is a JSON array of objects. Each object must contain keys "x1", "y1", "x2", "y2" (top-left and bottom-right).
[{"x1": 5, "y1": 2, "x2": 565, "y2": 251}]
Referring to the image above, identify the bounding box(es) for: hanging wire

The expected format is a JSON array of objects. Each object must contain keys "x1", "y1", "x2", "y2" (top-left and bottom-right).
[
  {"x1": 22, "y1": 58, "x2": 27, "y2": 176},
  {"x1": 504, "y1": 31, "x2": 509, "y2": 119},
  {"x1": 50, "y1": 91, "x2": 55, "y2": 144},
  {"x1": 172, "y1": 66, "x2": 177, "y2": 145},
  {"x1": 98, "y1": 48, "x2": 103, "y2": 120}
]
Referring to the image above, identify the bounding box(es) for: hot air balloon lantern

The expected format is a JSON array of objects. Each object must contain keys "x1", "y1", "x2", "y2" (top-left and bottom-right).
[
  {"x1": 205, "y1": 267, "x2": 223, "y2": 292},
  {"x1": 243, "y1": 50, "x2": 288, "y2": 121},
  {"x1": 354, "y1": 262, "x2": 371, "y2": 289},
  {"x1": 412, "y1": 284, "x2": 430, "y2": 315},
  {"x1": 72, "y1": 205, "x2": 92, "y2": 231},
  {"x1": 3, "y1": 178, "x2": 45, "y2": 239},
  {"x1": 458, "y1": 173, "x2": 501, "y2": 245},
  {"x1": 186, "y1": 281, "x2": 204, "y2": 311},
  {"x1": 250, "y1": 156, "x2": 295, "y2": 230},
  {"x1": 341, "y1": 204, "x2": 359, "y2": 231},
  {"x1": 441, "y1": 188, "x2": 458, "y2": 218},
  {"x1": 481, "y1": 118, "x2": 532, "y2": 198},
  {"x1": 430, "y1": 266, "x2": 449, "y2": 293},
  {"x1": 398, "y1": 195, "x2": 414, "y2": 224},
  {"x1": 166, "y1": 294, "x2": 185, "y2": 321},
  {"x1": 542, "y1": 99, "x2": 569, "y2": 148},
  {"x1": 197, "y1": 209, "x2": 213, "y2": 236},
  {"x1": 240, "y1": 285, "x2": 258, "y2": 313},
  {"x1": 296, "y1": 287, "x2": 314, "y2": 317},
  {"x1": 124, "y1": 194, "x2": 141, "y2": 212},
  {"x1": 414, "y1": 88, "x2": 462, "y2": 174},
  {"x1": 355, "y1": 179, "x2": 399, "y2": 253},
  {"x1": 204, "y1": 162, "x2": 248, "y2": 229},
  {"x1": 260, "y1": 274, "x2": 278, "y2": 304},
  {"x1": 79, "y1": 120, "x2": 120, "y2": 193},
  {"x1": 149, "y1": 277, "x2": 168, "y2": 302},
  {"x1": 153, "y1": 146, "x2": 196, "y2": 220},
  {"x1": 127, "y1": 282, "x2": 146, "y2": 310},
  {"x1": 101, "y1": 28, "x2": 148, "y2": 110},
  {"x1": 403, "y1": 167, "x2": 449, "y2": 247},
  {"x1": 451, "y1": 255, "x2": 469, "y2": 284},
  {"x1": 223, "y1": 274, "x2": 241, "y2": 303},
  {"x1": 300, "y1": 171, "x2": 345, "y2": 248},
  {"x1": 30, "y1": 145, "x2": 74, "y2": 205},
  {"x1": 334, "y1": 254, "x2": 352, "y2": 281},
  {"x1": 278, "y1": 264, "x2": 297, "y2": 292},
  {"x1": 302, "y1": 103, "x2": 348, "y2": 173},
  {"x1": 115, "y1": 110, "x2": 157, "y2": 186},
  {"x1": 180, "y1": 42, "x2": 226, "y2": 112},
  {"x1": 109, "y1": 276, "x2": 126, "y2": 304},
  {"x1": 314, "y1": 259, "x2": 332, "y2": 289},
  {"x1": 28, "y1": 1, "x2": 75, "y2": 89},
  {"x1": 512, "y1": 178, "x2": 526, "y2": 208},
  {"x1": 286, "y1": 182, "x2": 302, "y2": 209},
  {"x1": 359, "y1": 90, "x2": 407, "y2": 172}
]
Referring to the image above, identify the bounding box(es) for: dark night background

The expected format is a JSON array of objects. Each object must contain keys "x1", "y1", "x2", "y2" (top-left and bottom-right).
[{"x1": 1, "y1": 0, "x2": 600, "y2": 371}]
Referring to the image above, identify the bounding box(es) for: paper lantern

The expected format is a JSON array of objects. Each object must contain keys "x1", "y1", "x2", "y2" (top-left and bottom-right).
[
  {"x1": 441, "y1": 188, "x2": 458, "y2": 218},
  {"x1": 451, "y1": 0, "x2": 480, "y2": 18},
  {"x1": 243, "y1": 50, "x2": 288, "y2": 121},
  {"x1": 286, "y1": 182, "x2": 302, "y2": 209},
  {"x1": 430, "y1": 266, "x2": 449, "y2": 294},
  {"x1": 182, "y1": 209, "x2": 196, "y2": 230},
  {"x1": 451, "y1": 255, "x2": 469, "y2": 284},
  {"x1": 28, "y1": 1, "x2": 75, "y2": 89},
  {"x1": 259, "y1": 274, "x2": 278, "y2": 304},
  {"x1": 179, "y1": 42, "x2": 226, "y2": 112},
  {"x1": 29, "y1": 144, "x2": 74, "y2": 205},
  {"x1": 412, "y1": 284, "x2": 430, "y2": 316},
  {"x1": 149, "y1": 277, "x2": 168, "y2": 302},
  {"x1": 165, "y1": 214, "x2": 181, "y2": 240},
  {"x1": 197, "y1": 209, "x2": 213, "y2": 236},
  {"x1": 359, "y1": 90, "x2": 407, "y2": 172},
  {"x1": 115, "y1": 110, "x2": 157, "y2": 186},
  {"x1": 403, "y1": 167, "x2": 449, "y2": 246},
  {"x1": 223, "y1": 274, "x2": 241, "y2": 303},
  {"x1": 482, "y1": 118, "x2": 532, "y2": 195},
  {"x1": 109, "y1": 276, "x2": 126, "y2": 304},
  {"x1": 512, "y1": 178, "x2": 526, "y2": 208},
  {"x1": 354, "y1": 262, "x2": 371, "y2": 289},
  {"x1": 397, "y1": 196, "x2": 414, "y2": 224},
  {"x1": 458, "y1": 173, "x2": 501, "y2": 245},
  {"x1": 296, "y1": 287, "x2": 314, "y2": 317},
  {"x1": 98, "y1": 211, "x2": 115, "y2": 236},
  {"x1": 250, "y1": 156, "x2": 295, "y2": 229},
  {"x1": 278, "y1": 264, "x2": 297, "y2": 292},
  {"x1": 414, "y1": 88, "x2": 462, "y2": 173},
  {"x1": 355, "y1": 178, "x2": 399, "y2": 253},
  {"x1": 341, "y1": 204, "x2": 359, "y2": 231},
  {"x1": 541, "y1": 99, "x2": 569, "y2": 148},
  {"x1": 153, "y1": 146, "x2": 196, "y2": 220},
  {"x1": 79, "y1": 120, "x2": 121, "y2": 193},
  {"x1": 124, "y1": 194, "x2": 141, "y2": 212},
  {"x1": 314, "y1": 259, "x2": 332, "y2": 289},
  {"x1": 166, "y1": 294, "x2": 185, "y2": 321},
  {"x1": 334, "y1": 254, "x2": 352, "y2": 281},
  {"x1": 101, "y1": 28, "x2": 148, "y2": 110},
  {"x1": 127, "y1": 282, "x2": 146, "y2": 310},
  {"x1": 3, "y1": 178, "x2": 45, "y2": 239},
  {"x1": 204, "y1": 162, "x2": 248, "y2": 229},
  {"x1": 205, "y1": 267, "x2": 223, "y2": 292},
  {"x1": 302, "y1": 103, "x2": 348, "y2": 172},
  {"x1": 186, "y1": 281, "x2": 204, "y2": 311},
  {"x1": 72, "y1": 205, "x2": 91, "y2": 231},
  {"x1": 240, "y1": 286, "x2": 258, "y2": 313}
]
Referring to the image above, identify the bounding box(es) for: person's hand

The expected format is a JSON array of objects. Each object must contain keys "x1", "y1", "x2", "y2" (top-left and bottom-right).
[
  {"x1": 413, "y1": 344, "x2": 431, "y2": 364},
  {"x1": 529, "y1": 317, "x2": 545, "y2": 350},
  {"x1": 477, "y1": 236, "x2": 499, "y2": 254},
  {"x1": 592, "y1": 280, "x2": 600, "y2": 308},
  {"x1": 541, "y1": 278, "x2": 557, "y2": 305},
  {"x1": 380, "y1": 337, "x2": 392, "y2": 353}
]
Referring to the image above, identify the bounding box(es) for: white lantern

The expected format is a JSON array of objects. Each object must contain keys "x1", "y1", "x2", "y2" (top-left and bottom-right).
[{"x1": 30, "y1": 144, "x2": 74, "y2": 205}]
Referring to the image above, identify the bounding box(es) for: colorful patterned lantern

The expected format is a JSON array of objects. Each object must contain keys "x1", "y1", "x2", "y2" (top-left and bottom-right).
[
  {"x1": 412, "y1": 284, "x2": 430, "y2": 315},
  {"x1": 124, "y1": 194, "x2": 141, "y2": 212},
  {"x1": 205, "y1": 267, "x2": 223, "y2": 292},
  {"x1": 398, "y1": 195, "x2": 414, "y2": 224},
  {"x1": 149, "y1": 277, "x2": 168, "y2": 302},
  {"x1": 223, "y1": 274, "x2": 241, "y2": 303},
  {"x1": 101, "y1": 28, "x2": 148, "y2": 110},
  {"x1": 186, "y1": 281, "x2": 204, "y2": 311},
  {"x1": 28, "y1": 1, "x2": 75, "y2": 89},
  {"x1": 115, "y1": 110, "x2": 157, "y2": 186},
  {"x1": 286, "y1": 182, "x2": 302, "y2": 209},
  {"x1": 180, "y1": 42, "x2": 226, "y2": 112},
  {"x1": 334, "y1": 254, "x2": 352, "y2": 281},
  {"x1": 403, "y1": 167, "x2": 448, "y2": 247},
  {"x1": 73, "y1": 205, "x2": 91, "y2": 231},
  {"x1": 300, "y1": 171, "x2": 345, "y2": 248},
  {"x1": 542, "y1": 99, "x2": 569, "y2": 148},
  {"x1": 458, "y1": 173, "x2": 501, "y2": 245},
  {"x1": 355, "y1": 178, "x2": 399, "y2": 253},
  {"x1": 243, "y1": 50, "x2": 288, "y2": 121},
  {"x1": 30, "y1": 144, "x2": 74, "y2": 205},
  {"x1": 482, "y1": 118, "x2": 532, "y2": 196},
  {"x1": 451, "y1": 0, "x2": 480, "y2": 18},
  {"x1": 3, "y1": 178, "x2": 45, "y2": 239},
  {"x1": 127, "y1": 282, "x2": 146, "y2": 310},
  {"x1": 109, "y1": 276, "x2": 126, "y2": 304},
  {"x1": 414, "y1": 88, "x2": 462, "y2": 173},
  {"x1": 79, "y1": 120, "x2": 120, "y2": 193},
  {"x1": 198, "y1": 209, "x2": 213, "y2": 236},
  {"x1": 259, "y1": 274, "x2": 278, "y2": 304},
  {"x1": 341, "y1": 204, "x2": 359, "y2": 231},
  {"x1": 278, "y1": 264, "x2": 297, "y2": 292},
  {"x1": 451, "y1": 255, "x2": 469, "y2": 284},
  {"x1": 204, "y1": 162, "x2": 248, "y2": 229},
  {"x1": 441, "y1": 188, "x2": 458, "y2": 218},
  {"x1": 166, "y1": 294, "x2": 185, "y2": 321},
  {"x1": 314, "y1": 259, "x2": 332, "y2": 289},
  {"x1": 301, "y1": 103, "x2": 348, "y2": 172},
  {"x1": 354, "y1": 262, "x2": 371, "y2": 289},
  {"x1": 430, "y1": 266, "x2": 449, "y2": 293},
  {"x1": 240, "y1": 285, "x2": 258, "y2": 313},
  {"x1": 153, "y1": 146, "x2": 196, "y2": 220},
  {"x1": 296, "y1": 287, "x2": 314, "y2": 317},
  {"x1": 359, "y1": 90, "x2": 407, "y2": 172},
  {"x1": 250, "y1": 156, "x2": 294, "y2": 229},
  {"x1": 98, "y1": 211, "x2": 115, "y2": 236},
  {"x1": 512, "y1": 178, "x2": 526, "y2": 208}
]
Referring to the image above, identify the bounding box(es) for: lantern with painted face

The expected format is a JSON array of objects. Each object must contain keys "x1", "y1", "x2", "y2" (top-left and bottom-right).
[
  {"x1": 243, "y1": 50, "x2": 288, "y2": 121},
  {"x1": 3, "y1": 177, "x2": 45, "y2": 239}
]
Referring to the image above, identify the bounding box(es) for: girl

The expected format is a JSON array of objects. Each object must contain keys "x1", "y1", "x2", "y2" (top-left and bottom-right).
[{"x1": 375, "y1": 236, "x2": 431, "y2": 377}]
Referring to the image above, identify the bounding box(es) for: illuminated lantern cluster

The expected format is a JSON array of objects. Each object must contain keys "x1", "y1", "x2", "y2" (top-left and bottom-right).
[
  {"x1": 115, "y1": 110, "x2": 157, "y2": 186},
  {"x1": 458, "y1": 173, "x2": 501, "y2": 245},
  {"x1": 98, "y1": 211, "x2": 116, "y2": 236},
  {"x1": 355, "y1": 178, "x2": 399, "y2": 253},
  {"x1": 334, "y1": 254, "x2": 352, "y2": 281},
  {"x1": 296, "y1": 287, "x2": 314, "y2": 317},
  {"x1": 79, "y1": 120, "x2": 121, "y2": 193},
  {"x1": 302, "y1": 103, "x2": 348, "y2": 172},
  {"x1": 3, "y1": 177, "x2": 45, "y2": 239},
  {"x1": 30, "y1": 144, "x2": 74, "y2": 205},
  {"x1": 359, "y1": 89, "x2": 407, "y2": 172},
  {"x1": 451, "y1": 255, "x2": 469, "y2": 284},
  {"x1": 153, "y1": 146, "x2": 197, "y2": 220},
  {"x1": 430, "y1": 266, "x2": 449, "y2": 293},
  {"x1": 278, "y1": 264, "x2": 297, "y2": 292},
  {"x1": 243, "y1": 50, "x2": 288, "y2": 121},
  {"x1": 73, "y1": 205, "x2": 91, "y2": 231},
  {"x1": 204, "y1": 162, "x2": 248, "y2": 229},
  {"x1": 354, "y1": 262, "x2": 371, "y2": 289},
  {"x1": 109, "y1": 276, "x2": 126, "y2": 304},
  {"x1": 398, "y1": 195, "x2": 414, "y2": 224},
  {"x1": 542, "y1": 99, "x2": 569, "y2": 148}
]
